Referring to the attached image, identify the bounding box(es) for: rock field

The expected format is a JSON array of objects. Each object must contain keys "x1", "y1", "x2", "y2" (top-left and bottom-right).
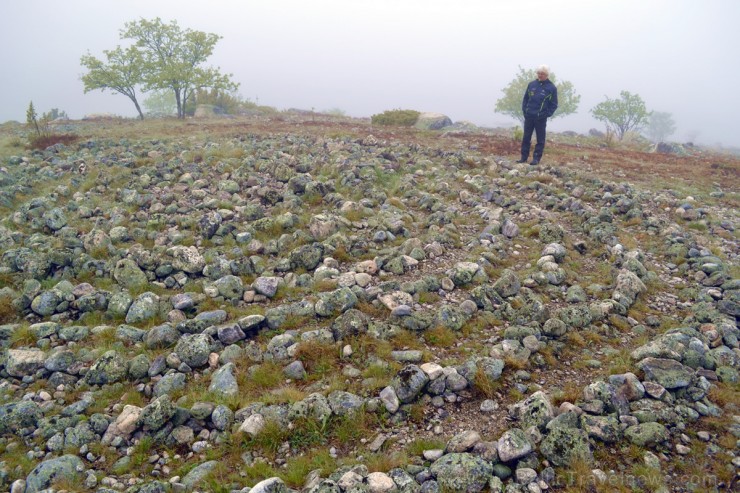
[{"x1": 0, "y1": 115, "x2": 738, "y2": 493}]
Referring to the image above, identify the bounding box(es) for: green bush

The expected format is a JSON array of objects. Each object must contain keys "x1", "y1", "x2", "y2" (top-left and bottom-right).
[{"x1": 371, "y1": 109, "x2": 420, "y2": 127}]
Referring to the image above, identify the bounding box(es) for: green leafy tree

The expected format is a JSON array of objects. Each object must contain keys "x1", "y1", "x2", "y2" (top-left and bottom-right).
[
  {"x1": 44, "y1": 108, "x2": 68, "y2": 120},
  {"x1": 495, "y1": 66, "x2": 580, "y2": 124},
  {"x1": 186, "y1": 88, "x2": 245, "y2": 115},
  {"x1": 81, "y1": 46, "x2": 145, "y2": 119},
  {"x1": 645, "y1": 111, "x2": 676, "y2": 143},
  {"x1": 26, "y1": 101, "x2": 40, "y2": 136},
  {"x1": 143, "y1": 89, "x2": 177, "y2": 117},
  {"x1": 590, "y1": 90, "x2": 650, "y2": 141},
  {"x1": 121, "y1": 18, "x2": 238, "y2": 118}
]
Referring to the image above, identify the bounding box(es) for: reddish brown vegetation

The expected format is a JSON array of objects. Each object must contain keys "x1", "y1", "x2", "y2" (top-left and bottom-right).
[{"x1": 28, "y1": 133, "x2": 79, "y2": 150}]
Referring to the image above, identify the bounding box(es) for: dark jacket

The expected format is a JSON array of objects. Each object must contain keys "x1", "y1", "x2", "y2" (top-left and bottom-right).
[{"x1": 522, "y1": 79, "x2": 558, "y2": 120}]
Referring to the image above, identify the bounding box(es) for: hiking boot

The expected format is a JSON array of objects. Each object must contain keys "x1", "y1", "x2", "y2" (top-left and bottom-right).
[
  {"x1": 515, "y1": 158, "x2": 528, "y2": 163},
  {"x1": 530, "y1": 159, "x2": 540, "y2": 165}
]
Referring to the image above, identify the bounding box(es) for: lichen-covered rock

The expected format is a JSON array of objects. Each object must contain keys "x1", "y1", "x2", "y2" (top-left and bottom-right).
[
  {"x1": 493, "y1": 269, "x2": 521, "y2": 298},
  {"x1": 392, "y1": 365, "x2": 430, "y2": 404},
  {"x1": 436, "y1": 304, "x2": 468, "y2": 331},
  {"x1": 211, "y1": 404, "x2": 234, "y2": 431},
  {"x1": 113, "y1": 258, "x2": 148, "y2": 289},
  {"x1": 556, "y1": 304, "x2": 593, "y2": 328},
  {"x1": 414, "y1": 112, "x2": 452, "y2": 130},
  {"x1": 153, "y1": 372, "x2": 186, "y2": 397},
  {"x1": 331, "y1": 308, "x2": 368, "y2": 340},
  {"x1": 446, "y1": 430, "x2": 481, "y2": 453},
  {"x1": 0, "y1": 400, "x2": 42, "y2": 435},
  {"x1": 612, "y1": 268, "x2": 647, "y2": 307},
  {"x1": 181, "y1": 460, "x2": 218, "y2": 489},
  {"x1": 540, "y1": 427, "x2": 593, "y2": 467},
  {"x1": 624, "y1": 422, "x2": 670, "y2": 448},
  {"x1": 24, "y1": 454, "x2": 84, "y2": 493},
  {"x1": 209, "y1": 362, "x2": 239, "y2": 397},
  {"x1": 253, "y1": 276, "x2": 281, "y2": 298},
  {"x1": 289, "y1": 243, "x2": 325, "y2": 271},
  {"x1": 542, "y1": 317, "x2": 567, "y2": 337},
  {"x1": 125, "y1": 292, "x2": 160, "y2": 324},
  {"x1": 315, "y1": 287, "x2": 358, "y2": 317},
  {"x1": 309, "y1": 214, "x2": 340, "y2": 240},
  {"x1": 327, "y1": 390, "x2": 363, "y2": 416},
  {"x1": 168, "y1": 245, "x2": 206, "y2": 274},
  {"x1": 145, "y1": 323, "x2": 180, "y2": 349},
  {"x1": 637, "y1": 357, "x2": 695, "y2": 389},
  {"x1": 138, "y1": 395, "x2": 176, "y2": 432},
  {"x1": 43, "y1": 207, "x2": 67, "y2": 231},
  {"x1": 175, "y1": 333, "x2": 215, "y2": 368},
  {"x1": 5, "y1": 348, "x2": 45, "y2": 377},
  {"x1": 108, "y1": 291, "x2": 133, "y2": 318},
  {"x1": 44, "y1": 349, "x2": 75, "y2": 373},
  {"x1": 497, "y1": 428, "x2": 532, "y2": 462},
  {"x1": 210, "y1": 322, "x2": 242, "y2": 347},
  {"x1": 85, "y1": 350, "x2": 128, "y2": 386},
  {"x1": 30, "y1": 289, "x2": 61, "y2": 316},
  {"x1": 580, "y1": 414, "x2": 622, "y2": 443},
  {"x1": 508, "y1": 390, "x2": 554, "y2": 431},
  {"x1": 429, "y1": 452, "x2": 493, "y2": 492},
  {"x1": 283, "y1": 360, "x2": 307, "y2": 380},
  {"x1": 212, "y1": 274, "x2": 243, "y2": 299},
  {"x1": 250, "y1": 477, "x2": 289, "y2": 493}
]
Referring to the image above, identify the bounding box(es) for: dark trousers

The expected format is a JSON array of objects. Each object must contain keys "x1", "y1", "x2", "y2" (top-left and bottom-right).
[{"x1": 521, "y1": 117, "x2": 547, "y2": 161}]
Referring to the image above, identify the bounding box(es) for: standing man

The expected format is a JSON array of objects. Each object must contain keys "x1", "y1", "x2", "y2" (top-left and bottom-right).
[{"x1": 516, "y1": 65, "x2": 558, "y2": 165}]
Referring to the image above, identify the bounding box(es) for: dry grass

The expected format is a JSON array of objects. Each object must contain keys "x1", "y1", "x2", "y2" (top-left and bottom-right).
[
  {"x1": 551, "y1": 380, "x2": 584, "y2": 407},
  {"x1": 471, "y1": 366, "x2": 503, "y2": 399},
  {"x1": 295, "y1": 340, "x2": 340, "y2": 378},
  {"x1": 423, "y1": 326, "x2": 457, "y2": 347}
]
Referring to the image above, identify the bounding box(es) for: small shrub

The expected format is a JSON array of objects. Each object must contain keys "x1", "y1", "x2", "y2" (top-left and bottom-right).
[
  {"x1": 551, "y1": 381, "x2": 583, "y2": 407},
  {"x1": 239, "y1": 362, "x2": 284, "y2": 398},
  {"x1": 280, "y1": 450, "x2": 337, "y2": 488},
  {"x1": 295, "y1": 340, "x2": 340, "y2": 378},
  {"x1": 512, "y1": 126, "x2": 523, "y2": 142},
  {"x1": 242, "y1": 419, "x2": 288, "y2": 457},
  {"x1": 371, "y1": 109, "x2": 420, "y2": 127},
  {"x1": 364, "y1": 450, "x2": 409, "y2": 472},
  {"x1": 406, "y1": 437, "x2": 446, "y2": 457},
  {"x1": 423, "y1": 326, "x2": 456, "y2": 347},
  {"x1": 417, "y1": 291, "x2": 441, "y2": 304},
  {"x1": 28, "y1": 133, "x2": 79, "y2": 150},
  {"x1": 9, "y1": 324, "x2": 36, "y2": 348},
  {"x1": 472, "y1": 367, "x2": 502, "y2": 399},
  {"x1": 565, "y1": 331, "x2": 587, "y2": 348},
  {"x1": 0, "y1": 294, "x2": 19, "y2": 324},
  {"x1": 332, "y1": 409, "x2": 379, "y2": 448}
]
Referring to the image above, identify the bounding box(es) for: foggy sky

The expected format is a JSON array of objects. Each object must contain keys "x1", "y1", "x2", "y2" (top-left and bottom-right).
[{"x1": 1, "y1": 0, "x2": 738, "y2": 147}]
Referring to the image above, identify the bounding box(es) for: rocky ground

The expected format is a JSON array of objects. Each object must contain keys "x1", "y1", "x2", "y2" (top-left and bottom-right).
[{"x1": 0, "y1": 114, "x2": 738, "y2": 493}]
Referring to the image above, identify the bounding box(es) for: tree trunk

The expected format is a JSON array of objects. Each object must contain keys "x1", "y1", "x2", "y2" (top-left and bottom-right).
[
  {"x1": 133, "y1": 99, "x2": 144, "y2": 120},
  {"x1": 175, "y1": 89, "x2": 184, "y2": 119},
  {"x1": 127, "y1": 95, "x2": 145, "y2": 120}
]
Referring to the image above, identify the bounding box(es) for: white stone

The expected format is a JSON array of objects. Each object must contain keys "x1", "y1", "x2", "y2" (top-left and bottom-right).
[
  {"x1": 355, "y1": 273, "x2": 372, "y2": 287},
  {"x1": 379, "y1": 386, "x2": 400, "y2": 414},
  {"x1": 420, "y1": 362, "x2": 444, "y2": 380},
  {"x1": 337, "y1": 471, "x2": 363, "y2": 490},
  {"x1": 367, "y1": 472, "x2": 396, "y2": 493},
  {"x1": 355, "y1": 260, "x2": 378, "y2": 275},
  {"x1": 238, "y1": 414, "x2": 265, "y2": 436}
]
